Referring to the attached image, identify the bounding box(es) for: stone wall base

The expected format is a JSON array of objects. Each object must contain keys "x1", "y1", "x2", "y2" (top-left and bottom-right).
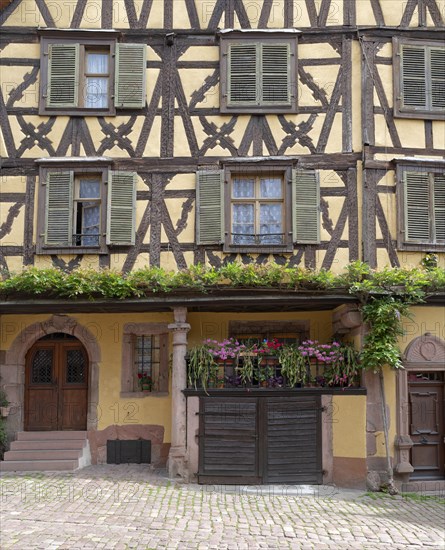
[
  {"x1": 88, "y1": 425, "x2": 168, "y2": 467},
  {"x1": 332, "y1": 457, "x2": 367, "y2": 489}
]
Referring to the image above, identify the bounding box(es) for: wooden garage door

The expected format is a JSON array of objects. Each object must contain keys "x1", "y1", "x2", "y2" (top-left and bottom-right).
[
  {"x1": 198, "y1": 395, "x2": 322, "y2": 484},
  {"x1": 265, "y1": 396, "x2": 322, "y2": 484},
  {"x1": 198, "y1": 397, "x2": 261, "y2": 484}
]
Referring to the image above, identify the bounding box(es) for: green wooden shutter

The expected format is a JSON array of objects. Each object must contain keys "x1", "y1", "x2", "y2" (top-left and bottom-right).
[
  {"x1": 115, "y1": 44, "x2": 147, "y2": 109},
  {"x1": 45, "y1": 171, "x2": 73, "y2": 245},
  {"x1": 433, "y1": 174, "x2": 445, "y2": 241},
  {"x1": 47, "y1": 44, "x2": 79, "y2": 108},
  {"x1": 196, "y1": 170, "x2": 224, "y2": 245},
  {"x1": 261, "y1": 43, "x2": 290, "y2": 104},
  {"x1": 404, "y1": 171, "x2": 430, "y2": 242},
  {"x1": 292, "y1": 169, "x2": 320, "y2": 244},
  {"x1": 401, "y1": 45, "x2": 427, "y2": 110},
  {"x1": 430, "y1": 47, "x2": 445, "y2": 110},
  {"x1": 228, "y1": 43, "x2": 258, "y2": 105},
  {"x1": 107, "y1": 171, "x2": 136, "y2": 245}
]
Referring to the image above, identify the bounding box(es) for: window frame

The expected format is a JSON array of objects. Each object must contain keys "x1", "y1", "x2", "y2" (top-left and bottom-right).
[
  {"x1": 396, "y1": 161, "x2": 445, "y2": 252},
  {"x1": 223, "y1": 162, "x2": 293, "y2": 253},
  {"x1": 39, "y1": 31, "x2": 118, "y2": 116},
  {"x1": 393, "y1": 37, "x2": 445, "y2": 120},
  {"x1": 37, "y1": 160, "x2": 110, "y2": 255},
  {"x1": 229, "y1": 320, "x2": 309, "y2": 343},
  {"x1": 220, "y1": 31, "x2": 298, "y2": 114},
  {"x1": 121, "y1": 323, "x2": 170, "y2": 398}
]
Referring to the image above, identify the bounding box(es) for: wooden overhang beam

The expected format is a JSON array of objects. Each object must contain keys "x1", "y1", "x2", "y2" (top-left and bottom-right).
[{"x1": 0, "y1": 291, "x2": 359, "y2": 314}]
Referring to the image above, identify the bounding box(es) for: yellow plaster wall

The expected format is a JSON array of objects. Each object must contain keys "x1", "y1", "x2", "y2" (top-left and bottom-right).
[
  {"x1": 332, "y1": 395, "x2": 367, "y2": 458},
  {"x1": 0, "y1": 205, "x2": 24, "y2": 247},
  {"x1": 400, "y1": 306, "x2": 445, "y2": 354},
  {"x1": 0, "y1": 313, "x2": 175, "y2": 440}
]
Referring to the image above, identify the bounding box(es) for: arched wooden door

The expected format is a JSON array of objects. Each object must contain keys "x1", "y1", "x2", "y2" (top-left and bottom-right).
[{"x1": 25, "y1": 334, "x2": 88, "y2": 431}]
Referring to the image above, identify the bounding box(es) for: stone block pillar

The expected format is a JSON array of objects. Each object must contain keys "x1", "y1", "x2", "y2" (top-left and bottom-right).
[{"x1": 167, "y1": 307, "x2": 190, "y2": 479}]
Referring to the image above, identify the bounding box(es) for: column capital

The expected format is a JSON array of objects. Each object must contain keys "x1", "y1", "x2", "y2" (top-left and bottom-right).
[
  {"x1": 171, "y1": 307, "x2": 188, "y2": 323},
  {"x1": 168, "y1": 322, "x2": 191, "y2": 333}
]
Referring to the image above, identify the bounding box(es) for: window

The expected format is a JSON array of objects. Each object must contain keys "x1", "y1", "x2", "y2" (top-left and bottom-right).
[
  {"x1": 121, "y1": 324, "x2": 170, "y2": 396},
  {"x1": 196, "y1": 163, "x2": 319, "y2": 252},
  {"x1": 394, "y1": 38, "x2": 445, "y2": 119},
  {"x1": 231, "y1": 175, "x2": 284, "y2": 245},
  {"x1": 37, "y1": 160, "x2": 136, "y2": 254},
  {"x1": 39, "y1": 31, "x2": 146, "y2": 115},
  {"x1": 220, "y1": 32, "x2": 297, "y2": 113},
  {"x1": 396, "y1": 163, "x2": 445, "y2": 251},
  {"x1": 229, "y1": 320, "x2": 308, "y2": 344}
]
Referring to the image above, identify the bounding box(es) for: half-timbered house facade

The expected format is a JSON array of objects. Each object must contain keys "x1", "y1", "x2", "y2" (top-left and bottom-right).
[{"x1": 0, "y1": 0, "x2": 444, "y2": 488}]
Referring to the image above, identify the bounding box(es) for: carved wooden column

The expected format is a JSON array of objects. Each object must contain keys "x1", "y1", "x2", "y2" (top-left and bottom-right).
[{"x1": 168, "y1": 307, "x2": 191, "y2": 479}]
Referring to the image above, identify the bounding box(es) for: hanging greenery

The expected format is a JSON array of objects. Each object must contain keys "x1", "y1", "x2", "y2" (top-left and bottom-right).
[{"x1": 0, "y1": 262, "x2": 443, "y2": 301}]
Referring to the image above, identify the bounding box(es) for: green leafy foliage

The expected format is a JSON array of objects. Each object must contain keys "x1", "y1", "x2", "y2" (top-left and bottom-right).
[{"x1": 1, "y1": 262, "x2": 444, "y2": 376}]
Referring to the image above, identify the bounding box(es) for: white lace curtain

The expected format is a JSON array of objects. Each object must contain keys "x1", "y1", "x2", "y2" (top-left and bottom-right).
[
  {"x1": 85, "y1": 53, "x2": 109, "y2": 108},
  {"x1": 232, "y1": 178, "x2": 283, "y2": 244},
  {"x1": 79, "y1": 180, "x2": 100, "y2": 245}
]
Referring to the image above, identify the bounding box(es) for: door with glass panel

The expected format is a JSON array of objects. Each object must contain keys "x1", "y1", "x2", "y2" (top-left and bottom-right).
[{"x1": 25, "y1": 334, "x2": 88, "y2": 431}]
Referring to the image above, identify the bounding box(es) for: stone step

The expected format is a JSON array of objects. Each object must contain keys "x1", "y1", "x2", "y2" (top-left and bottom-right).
[
  {"x1": 16, "y1": 431, "x2": 87, "y2": 441},
  {"x1": 0, "y1": 459, "x2": 79, "y2": 472},
  {"x1": 4, "y1": 449, "x2": 83, "y2": 461},
  {"x1": 10, "y1": 439, "x2": 87, "y2": 451}
]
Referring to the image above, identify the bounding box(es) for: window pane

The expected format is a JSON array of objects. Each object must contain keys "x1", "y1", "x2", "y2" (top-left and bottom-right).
[
  {"x1": 233, "y1": 178, "x2": 254, "y2": 198},
  {"x1": 232, "y1": 203, "x2": 254, "y2": 244},
  {"x1": 260, "y1": 203, "x2": 283, "y2": 244},
  {"x1": 85, "y1": 77, "x2": 108, "y2": 108},
  {"x1": 87, "y1": 53, "x2": 109, "y2": 74},
  {"x1": 79, "y1": 179, "x2": 100, "y2": 199},
  {"x1": 81, "y1": 204, "x2": 100, "y2": 246},
  {"x1": 260, "y1": 178, "x2": 282, "y2": 198}
]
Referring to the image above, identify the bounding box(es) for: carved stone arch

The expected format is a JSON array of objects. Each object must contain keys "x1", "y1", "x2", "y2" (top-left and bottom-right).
[
  {"x1": 395, "y1": 333, "x2": 445, "y2": 484},
  {"x1": 403, "y1": 333, "x2": 445, "y2": 365},
  {"x1": 2, "y1": 315, "x2": 101, "y2": 437}
]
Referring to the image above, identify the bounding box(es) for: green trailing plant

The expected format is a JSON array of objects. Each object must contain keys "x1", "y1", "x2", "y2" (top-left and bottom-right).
[
  {"x1": 1, "y1": 262, "x2": 444, "y2": 301},
  {"x1": 277, "y1": 344, "x2": 307, "y2": 387},
  {"x1": 238, "y1": 352, "x2": 255, "y2": 385},
  {"x1": 0, "y1": 388, "x2": 8, "y2": 408},
  {"x1": 186, "y1": 345, "x2": 217, "y2": 392},
  {"x1": 0, "y1": 420, "x2": 7, "y2": 460}
]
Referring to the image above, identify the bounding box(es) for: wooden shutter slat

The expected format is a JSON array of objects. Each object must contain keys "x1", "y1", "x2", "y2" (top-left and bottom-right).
[
  {"x1": 433, "y1": 174, "x2": 445, "y2": 241},
  {"x1": 196, "y1": 170, "x2": 224, "y2": 245},
  {"x1": 115, "y1": 44, "x2": 147, "y2": 109},
  {"x1": 228, "y1": 44, "x2": 257, "y2": 105},
  {"x1": 45, "y1": 171, "x2": 73, "y2": 245},
  {"x1": 430, "y1": 48, "x2": 445, "y2": 110},
  {"x1": 47, "y1": 44, "x2": 79, "y2": 108},
  {"x1": 401, "y1": 45, "x2": 427, "y2": 109},
  {"x1": 404, "y1": 171, "x2": 430, "y2": 242},
  {"x1": 292, "y1": 169, "x2": 320, "y2": 244},
  {"x1": 261, "y1": 44, "x2": 290, "y2": 104},
  {"x1": 107, "y1": 171, "x2": 136, "y2": 245}
]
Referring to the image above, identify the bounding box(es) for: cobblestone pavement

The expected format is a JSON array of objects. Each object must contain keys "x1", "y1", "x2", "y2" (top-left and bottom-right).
[{"x1": 1, "y1": 465, "x2": 444, "y2": 549}]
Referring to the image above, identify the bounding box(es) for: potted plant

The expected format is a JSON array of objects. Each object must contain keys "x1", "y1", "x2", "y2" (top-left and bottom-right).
[
  {"x1": 188, "y1": 338, "x2": 246, "y2": 390},
  {"x1": 187, "y1": 344, "x2": 213, "y2": 390},
  {"x1": 277, "y1": 344, "x2": 307, "y2": 387},
  {"x1": 325, "y1": 343, "x2": 361, "y2": 387},
  {"x1": 138, "y1": 373, "x2": 153, "y2": 392},
  {"x1": 257, "y1": 365, "x2": 274, "y2": 387}
]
